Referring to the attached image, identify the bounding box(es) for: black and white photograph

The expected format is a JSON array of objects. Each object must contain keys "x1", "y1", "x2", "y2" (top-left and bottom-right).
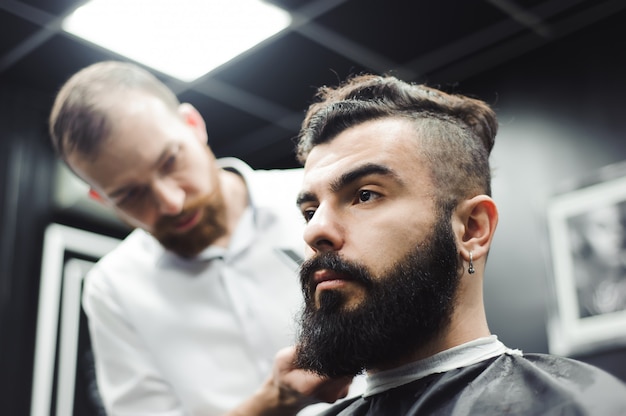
[{"x1": 547, "y1": 172, "x2": 626, "y2": 357}]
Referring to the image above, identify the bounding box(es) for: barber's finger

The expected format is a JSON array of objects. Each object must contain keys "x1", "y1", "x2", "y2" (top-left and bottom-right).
[{"x1": 313, "y1": 376, "x2": 352, "y2": 403}]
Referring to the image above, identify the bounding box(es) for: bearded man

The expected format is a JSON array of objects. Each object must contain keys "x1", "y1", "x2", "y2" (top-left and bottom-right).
[{"x1": 293, "y1": 74, "x2": 626, "y2": 415}]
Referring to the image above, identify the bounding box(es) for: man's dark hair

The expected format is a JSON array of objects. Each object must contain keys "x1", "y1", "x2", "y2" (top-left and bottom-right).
[{"x1": 296, "y1": 74, "x2": 498, "y2": 209}]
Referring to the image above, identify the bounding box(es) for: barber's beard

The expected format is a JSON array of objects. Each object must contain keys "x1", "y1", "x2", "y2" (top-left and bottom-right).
[
  {"x1": 295, "y1": 216, "x2": 461, "y2": 378},
  {"x1": 152, "y1": 190, "x2": 228, "y2": 258}
]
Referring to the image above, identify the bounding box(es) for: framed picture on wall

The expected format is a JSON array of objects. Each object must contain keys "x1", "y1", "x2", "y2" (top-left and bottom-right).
[
  {"x1": 30, "y1": 224, "x2": 121, "y2": 416},
  {"x1": 546, "y1": 170, "x2": 626, "y2": 357}
]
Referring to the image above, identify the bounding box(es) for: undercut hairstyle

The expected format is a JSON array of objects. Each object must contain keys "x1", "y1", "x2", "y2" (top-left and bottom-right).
[
  {"x1": 49, "y1": 61, "x2": 180, "y2": 162},
  {"x1": 296, "y1": 74, "x2": 498, "y2": 211}
]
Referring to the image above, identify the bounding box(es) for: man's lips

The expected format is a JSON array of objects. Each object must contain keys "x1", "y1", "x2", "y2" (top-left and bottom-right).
[
  {"x1": 312, "y1": 270, "x2": 352, "y2": 291},
  {"x1": 173, "y1": 209, "x2": 202, "y2": 232}
]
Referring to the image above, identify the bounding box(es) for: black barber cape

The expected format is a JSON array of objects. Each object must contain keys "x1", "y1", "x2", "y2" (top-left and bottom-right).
[{"x1": 319, "y1": 354, "x2": 626, "y2": 415}]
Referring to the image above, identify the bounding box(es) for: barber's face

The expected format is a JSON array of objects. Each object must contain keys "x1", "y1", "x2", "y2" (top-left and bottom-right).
[
  {"x1": 68, "y1": 93, "x2": 227, "y2": 257},
  {"x1": 295, "y1": 117, "x2": 461, "y2": 376}
]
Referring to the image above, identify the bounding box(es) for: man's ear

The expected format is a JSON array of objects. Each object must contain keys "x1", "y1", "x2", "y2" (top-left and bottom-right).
[
  {"x1": 453, "y1": 195, "x2": 498, "y2": 262},
  {"x1": 178, "y1": 103, "x2": 207, "y2": 143}
]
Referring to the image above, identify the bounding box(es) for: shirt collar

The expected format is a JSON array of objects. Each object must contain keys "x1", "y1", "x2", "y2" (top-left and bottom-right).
[
  {"x1": 195, "y1": 158, "x2": 257, "y2": 261},
  {"x1": 364, "y1": 335, "x2": 522, "y2": 397}
]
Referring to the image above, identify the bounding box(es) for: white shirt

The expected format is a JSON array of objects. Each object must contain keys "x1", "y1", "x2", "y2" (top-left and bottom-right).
[{"x1": 83, "y1": 158, "x2": 308, "y2": 415}]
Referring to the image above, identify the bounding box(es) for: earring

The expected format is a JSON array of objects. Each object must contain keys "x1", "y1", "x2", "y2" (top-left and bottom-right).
[{"x1": 468, "y1": 251, "x2": 475, "y2": 274}]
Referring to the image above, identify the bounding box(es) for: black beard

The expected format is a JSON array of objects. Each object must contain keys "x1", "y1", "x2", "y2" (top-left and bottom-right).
[{"x1": 295, "y1": 215, "x2": 461, "y2": 378}]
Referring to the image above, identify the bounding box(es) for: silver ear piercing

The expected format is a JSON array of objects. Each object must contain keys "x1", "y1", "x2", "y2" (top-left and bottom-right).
[{"x1": 468, "y1": 251, "x2": 475, "y2": 274}]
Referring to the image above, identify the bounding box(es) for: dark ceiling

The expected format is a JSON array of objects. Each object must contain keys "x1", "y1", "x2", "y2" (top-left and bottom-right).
[{"x1": 1, "y1": 0, "x2": 625, "y2": 169}]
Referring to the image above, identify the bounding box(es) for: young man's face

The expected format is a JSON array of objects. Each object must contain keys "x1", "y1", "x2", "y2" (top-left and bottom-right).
[
  {"x1": 295, "y1": 117, "x2": 462, "y2": 376},
  {"x1": 298, "y1": 117, "x2": 441, "y2": 308},
  {"x1": 68, "y1": 92, "x2": 227, "y2": 257}
]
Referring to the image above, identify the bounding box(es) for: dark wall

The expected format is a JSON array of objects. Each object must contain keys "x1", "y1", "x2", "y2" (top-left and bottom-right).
[
  {"x1": 0, "y1": 85, "x2": 56, "y2": 416},
  {"x1": 0, "y1": 85, "x2": 129, "y2": 415},
  {"x1": 459, "y1": 11, "x2": 626, "y2": 378}
]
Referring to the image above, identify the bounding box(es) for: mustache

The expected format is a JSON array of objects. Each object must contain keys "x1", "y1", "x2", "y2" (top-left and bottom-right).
[
  {"x1": 299, "y1": 252, "x2": 373, "y2": 299},
  {"x1": 154, "y1": 194, "x2": 210, "y2": 229}
]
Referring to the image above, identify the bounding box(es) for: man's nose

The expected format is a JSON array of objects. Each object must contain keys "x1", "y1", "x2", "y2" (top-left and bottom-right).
[
  {"x1": 303, "y1": 204, "x2": 344, "y2": 253},
  {"x1": 152, "y1": 179, "x2": 185, "y2": 215}
]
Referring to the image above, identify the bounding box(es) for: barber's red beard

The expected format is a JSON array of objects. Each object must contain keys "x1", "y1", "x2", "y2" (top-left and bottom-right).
[{"x1": 152, "y1": 190, "x2": 228, "y2": 258}]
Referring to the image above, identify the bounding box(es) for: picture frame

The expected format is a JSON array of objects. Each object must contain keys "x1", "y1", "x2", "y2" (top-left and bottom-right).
[
  {"x1": 30, "y1": 224, "x2": 121, "y2": 416},
  {"x1": 546, "y1": 172, "x2": 626, "y2": 357}
]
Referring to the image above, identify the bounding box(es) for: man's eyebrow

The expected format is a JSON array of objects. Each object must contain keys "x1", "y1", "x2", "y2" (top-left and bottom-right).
[
  {"x1": 330, "y1": 163, "x2": 401, "y2": 192},
  {"x1": 296, "y1": 191, "x2": 317, "y2": 207},
  {"x1": 296, "y1": 163, "x2": 402, "y2": 207}
]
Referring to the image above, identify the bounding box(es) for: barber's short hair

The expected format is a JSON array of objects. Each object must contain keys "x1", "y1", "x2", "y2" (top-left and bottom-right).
[
  {"x1": 49, "y1": 61, "x2": 180, "y2": 161},
  {"x1": 296, "y1": 74, "x2": 498, "y2": 209}
]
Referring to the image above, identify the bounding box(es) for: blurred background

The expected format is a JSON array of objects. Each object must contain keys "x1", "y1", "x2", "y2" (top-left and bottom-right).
[{"x1": 1, "y1": 0, "x2": 625, "y2": 414}]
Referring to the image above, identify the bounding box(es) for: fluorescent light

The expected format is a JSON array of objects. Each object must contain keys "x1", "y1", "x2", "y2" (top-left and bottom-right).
[{"x1": 62, "y1": 0, "x2": 291, "y2": 82}]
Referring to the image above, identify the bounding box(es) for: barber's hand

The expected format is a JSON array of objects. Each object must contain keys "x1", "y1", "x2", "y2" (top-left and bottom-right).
[
  {"x1": 224, "y1": 346, "x2": 352, "y2": 416},
  {"x1": 272, "y1": 345, "x2": 352, "y2": 407}
]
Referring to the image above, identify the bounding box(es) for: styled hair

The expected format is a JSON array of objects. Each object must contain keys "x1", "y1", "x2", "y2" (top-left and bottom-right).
[
  {"x1": 296, "y1": 74, "x2": 498, "y2": 209},
  {"x1": 49, "y1": 61, "x2": 180, "y2": 161}
]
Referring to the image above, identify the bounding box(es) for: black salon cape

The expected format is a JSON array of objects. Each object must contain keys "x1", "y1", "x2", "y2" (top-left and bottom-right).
[{"x1": 319, "y1": 353, "x2": 626, "y2": 415}]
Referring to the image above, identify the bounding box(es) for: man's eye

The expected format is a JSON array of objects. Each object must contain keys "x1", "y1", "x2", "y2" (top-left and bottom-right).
[
  {"x1": 163, "y1": 154, "x2": 177, "y2": 172},
  {"x1": 302, "y1": 209, "x2": 316, "y2": 222},
  {"x1": 118, "y1": 187, "x2": 147, "y2": 206},
  {"x1": 162, "y1": 145, "x2": 182, "y2": 173},
  {"x1": 358, "y1": 190, "x2": 375, "y2": 202}
]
